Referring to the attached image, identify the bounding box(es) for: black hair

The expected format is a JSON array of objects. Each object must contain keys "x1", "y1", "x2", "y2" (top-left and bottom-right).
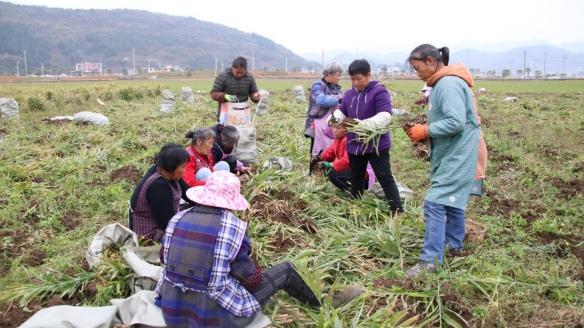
[
  {"x1": 220, "y1": 125, "x2": 239, "y2": 147},
  {"x1": 185, "y1": 127, "x2": 216, "y2": 146},
  {"x1": 408, "y1": 44, "x2": 450, "y2": 65},
  {"x1": 232, "y1": 56, "x2": 248, "y2": 69},
  {"x1": 348, "y1": 59, "x2": 371, "y2": 76},
  {"x1": 154, "y1": 143, "x2": 188, "y2": 172}
]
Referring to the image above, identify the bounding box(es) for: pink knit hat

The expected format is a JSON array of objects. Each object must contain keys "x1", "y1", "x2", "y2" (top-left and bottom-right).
[{"x1": 186, "y1": 171, "x2": 249, "y2": 211}]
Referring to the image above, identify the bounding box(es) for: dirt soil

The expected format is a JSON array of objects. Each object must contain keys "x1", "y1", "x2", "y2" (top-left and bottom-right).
[
  {"x1": 269, "y1": 235, "x2": 296, "y2": 253},
  {"x1": 110, "y1": 165, "x2": 142, "y2": 184},
  {"x1": 0, "y1": 303, "x2": 40, "y2": 328},
  {"x1": 0, "y1": 229, "x2": 31, "y2": 274},
  {"x1": 61, "y1": 211, "x2": 82, "y2": 231},
  {"x1": 41, "y1": 118, "x2": 72, "y2": 125},
  {"x1": 250, "y1": 189, "x2": 317, "y2": 233},
  {"x1": 538, "y1": 232, "x2": 584, "y2": 281},
  {"x1": 549, "y1": 177, "x2": 584, "y2": 199}
]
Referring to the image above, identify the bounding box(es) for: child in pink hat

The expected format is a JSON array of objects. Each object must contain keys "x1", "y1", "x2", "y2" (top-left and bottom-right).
[{"x1": 156, "y1": 171, "x2": 320, "y2": 327}]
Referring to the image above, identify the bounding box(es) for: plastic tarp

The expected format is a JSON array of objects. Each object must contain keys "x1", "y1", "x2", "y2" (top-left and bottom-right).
[
  {"x1": 292, "y1": 85, "x2": 305, "y2": 103},
  {"x1": 233, "y1": 125, "x2": 258, "y2": 164},
  {"x1": 369, "y1": 179, "x2": 414, "y2": 200},
  {"x1": 180, "y1": 86, "x2": 194, "y2": 104},
  {"x1": 255, "y1": 89, "x2": 270, "y2": 116},
  {"x1": 22, "y1": 223, "x2": 272, "y2": 327},
  {"x1": 0, "y1": 98, "x2": 19, "y2": 118},
  {"x1": 262, "y1": 156, "x2": 292, "y2": 171},
  {"x1": 160, "y1": 89, "x2": 176, "y2": 113},
  {"x1": 72, "y1": 112, "x2": 109, "y2": 126}
]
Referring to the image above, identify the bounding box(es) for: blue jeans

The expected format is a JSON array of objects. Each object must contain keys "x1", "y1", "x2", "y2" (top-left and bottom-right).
[{"x1": 420, "y1": 200, "x2": 465, "y2": 264}]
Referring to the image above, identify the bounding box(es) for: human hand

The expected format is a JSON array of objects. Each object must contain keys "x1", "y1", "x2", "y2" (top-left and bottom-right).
[
  {"x1": 251, "y1": 92, "x2": 260, "y2": 102},
  {"x1": 239, "y1": 166, "x2": 252, "y2": 175},
  {"x1": 320, "y1": 161, "x2": 333, "y2": 175},
  {"x1": 224, "y1": 94, "x2": 238, "y2": 102},
  {"x1": 406, "y1": 124, "x2": 429, "y2": 143}
]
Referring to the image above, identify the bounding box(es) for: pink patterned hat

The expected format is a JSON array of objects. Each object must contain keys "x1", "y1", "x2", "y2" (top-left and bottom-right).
[{"x1": 186, "y1": 171, "x2": 249, "y2": 211}]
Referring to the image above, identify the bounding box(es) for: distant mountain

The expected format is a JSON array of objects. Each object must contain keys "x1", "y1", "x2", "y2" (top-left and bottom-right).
[
  {"x1": 451, "y1": 46, "x2": 584, "y2": 75},
  {"x1": 303, "y1": 44, "x2": 584, "y2": 75},
  {"x1": 0, "y1": 1, "x2": 318, "y2": 74}
]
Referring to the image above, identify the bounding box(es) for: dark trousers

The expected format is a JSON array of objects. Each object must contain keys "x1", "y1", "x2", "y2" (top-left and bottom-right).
[
  {"x1": 328, "y1": 169, "x2": 367, "y2": 193},
  {"x1": 252, "y1": 262, "x2": 320, "y2": 306},
  {"x1": 348, "y1": 151, "x2": 403, "y2": 212}
]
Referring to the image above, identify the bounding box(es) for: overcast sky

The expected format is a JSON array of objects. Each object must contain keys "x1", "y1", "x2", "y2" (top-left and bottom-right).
[{"x1": 7, "y1": 0, "x2": 584, "y2": 55}]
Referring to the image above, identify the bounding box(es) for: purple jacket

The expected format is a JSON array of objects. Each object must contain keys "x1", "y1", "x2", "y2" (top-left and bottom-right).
[{"x1": 339, "y1": 80, "x2": 393, "y2": 154}]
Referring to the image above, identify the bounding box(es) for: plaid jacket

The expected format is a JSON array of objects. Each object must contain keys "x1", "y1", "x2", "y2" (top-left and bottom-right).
[{"x1": 157, "y1": 205, "x2": 260, "y2": 317}]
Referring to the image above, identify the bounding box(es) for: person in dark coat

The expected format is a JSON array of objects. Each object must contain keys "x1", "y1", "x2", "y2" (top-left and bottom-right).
[{"x1": 211, "y1": 57, "x2": 260, "y2": 122}]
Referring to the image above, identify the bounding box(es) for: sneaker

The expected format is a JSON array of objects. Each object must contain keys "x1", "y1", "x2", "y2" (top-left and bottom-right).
[{"x1": 406, "y1": 262, "x2": 436, "y2": 279}]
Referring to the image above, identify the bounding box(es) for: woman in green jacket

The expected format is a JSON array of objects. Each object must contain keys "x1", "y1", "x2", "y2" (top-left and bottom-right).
[{"x1": 405, "y1": 44, "x2": 480, "y2": 278}]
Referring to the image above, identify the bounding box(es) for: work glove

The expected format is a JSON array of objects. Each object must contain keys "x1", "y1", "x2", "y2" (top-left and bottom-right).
[
  {"x1": 360, "y1": 112, "x2": 392, "y2": 130},
  {"x1": 319, "y1": 161, "x2": 333, "y2": 175},
  {"x1": 224, "y1": 94, "x2": 238, "y2": 102},
  {"x1": 406, "y1": 124, "x2": 429, "y2": 143}
]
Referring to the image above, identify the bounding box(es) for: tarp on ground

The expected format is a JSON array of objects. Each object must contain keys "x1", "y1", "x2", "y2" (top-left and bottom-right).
[{"x1": 21, "y1": 223, "x2": 272, "y2": 327}]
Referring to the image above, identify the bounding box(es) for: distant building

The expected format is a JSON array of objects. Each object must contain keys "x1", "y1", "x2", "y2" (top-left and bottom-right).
[{"x1": 75, "y1": 62, "x2": 103, "y2": 76}]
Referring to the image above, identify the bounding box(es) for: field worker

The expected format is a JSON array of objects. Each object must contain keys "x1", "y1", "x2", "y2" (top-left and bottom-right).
[
  {"x1": 211, "y1": 124, "x2": 251, "y2": 175},
  {"x1": 304, "y1": 61, "x2": 343, "y2": 156},
  {"x1": 183, "y1": 127, "x2": 230, "y2": 187},
  {"x1": 211, "y1": 56, "x2": 260, "y2": 122},
  {"x1": 129, "y1": 144, "x2": 191, "y2": 243},
  {"x1": 155, "y1": 171, "x2": 321, "y2": 327},
  {"x1": 315, "y1": 122, "x2": 369, "y2": 192},
  {"x1": 330, "y1": 59, "x2": 404, "y2": 214},
  {"x1": 405, "y1": 44, "x2": 480, "y2": 279}
]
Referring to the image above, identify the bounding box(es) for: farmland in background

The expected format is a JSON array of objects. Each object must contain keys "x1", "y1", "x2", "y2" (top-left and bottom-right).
[{"x1": 0, "y1": 78, "x2": 582, "y2": 327}]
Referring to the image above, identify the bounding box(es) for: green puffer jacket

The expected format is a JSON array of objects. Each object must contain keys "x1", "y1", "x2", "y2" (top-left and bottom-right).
[{"x1": 425, "y1": 76, "x2": 479, "y2": 209}]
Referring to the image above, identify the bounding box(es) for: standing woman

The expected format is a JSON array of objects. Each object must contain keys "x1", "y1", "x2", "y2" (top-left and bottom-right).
[
  {"x1": 129, "y1": 144, "x2": 190, "y2": 243},
  {"x1": 304, "y1": 62, "x2": 343, "y2": 156},
  {"x1": 405, "y1": 44, "x2": 480, "y2": 278}
]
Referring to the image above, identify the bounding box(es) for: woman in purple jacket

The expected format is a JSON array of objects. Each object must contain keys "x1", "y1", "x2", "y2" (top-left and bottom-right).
[{"x1": 332, "y1": 59, "x2": 403, "y2": 213}]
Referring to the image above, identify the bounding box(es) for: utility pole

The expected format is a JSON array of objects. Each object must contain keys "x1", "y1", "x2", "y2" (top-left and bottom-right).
[
  {"x1": 251, "y1": 50, "x2": 255, "y2": 71},
  {"x1": 147, "y1": 59, "x2": 151, "y2": 74},
  {"x1": 23, "y1": 50, "x2": 28, "y2": 77},
  {"x1": 16, "y1": 59, "x2": 20, "y2": 77},
  {"x1": 41, "y1": 63, "x2": 44, "y2": 76},
  {"x1": 285, "y1": 57, "x2": 288, "y2": 73},
  {"x1": 522, "y1": 50, "x2": 526, "y2": 79},
  {"x1": 221, "y1": 60, "x2": 224, "y2": 71},
  {"x1": 214, "y1": 57, "x2": 218, "y2": 76},
  {"x1": 543, "y1": 50, "x2": 547, "y2": 78},
  {"x1": 132, "y1": 48, "x2": 136, "y2": 75}
]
